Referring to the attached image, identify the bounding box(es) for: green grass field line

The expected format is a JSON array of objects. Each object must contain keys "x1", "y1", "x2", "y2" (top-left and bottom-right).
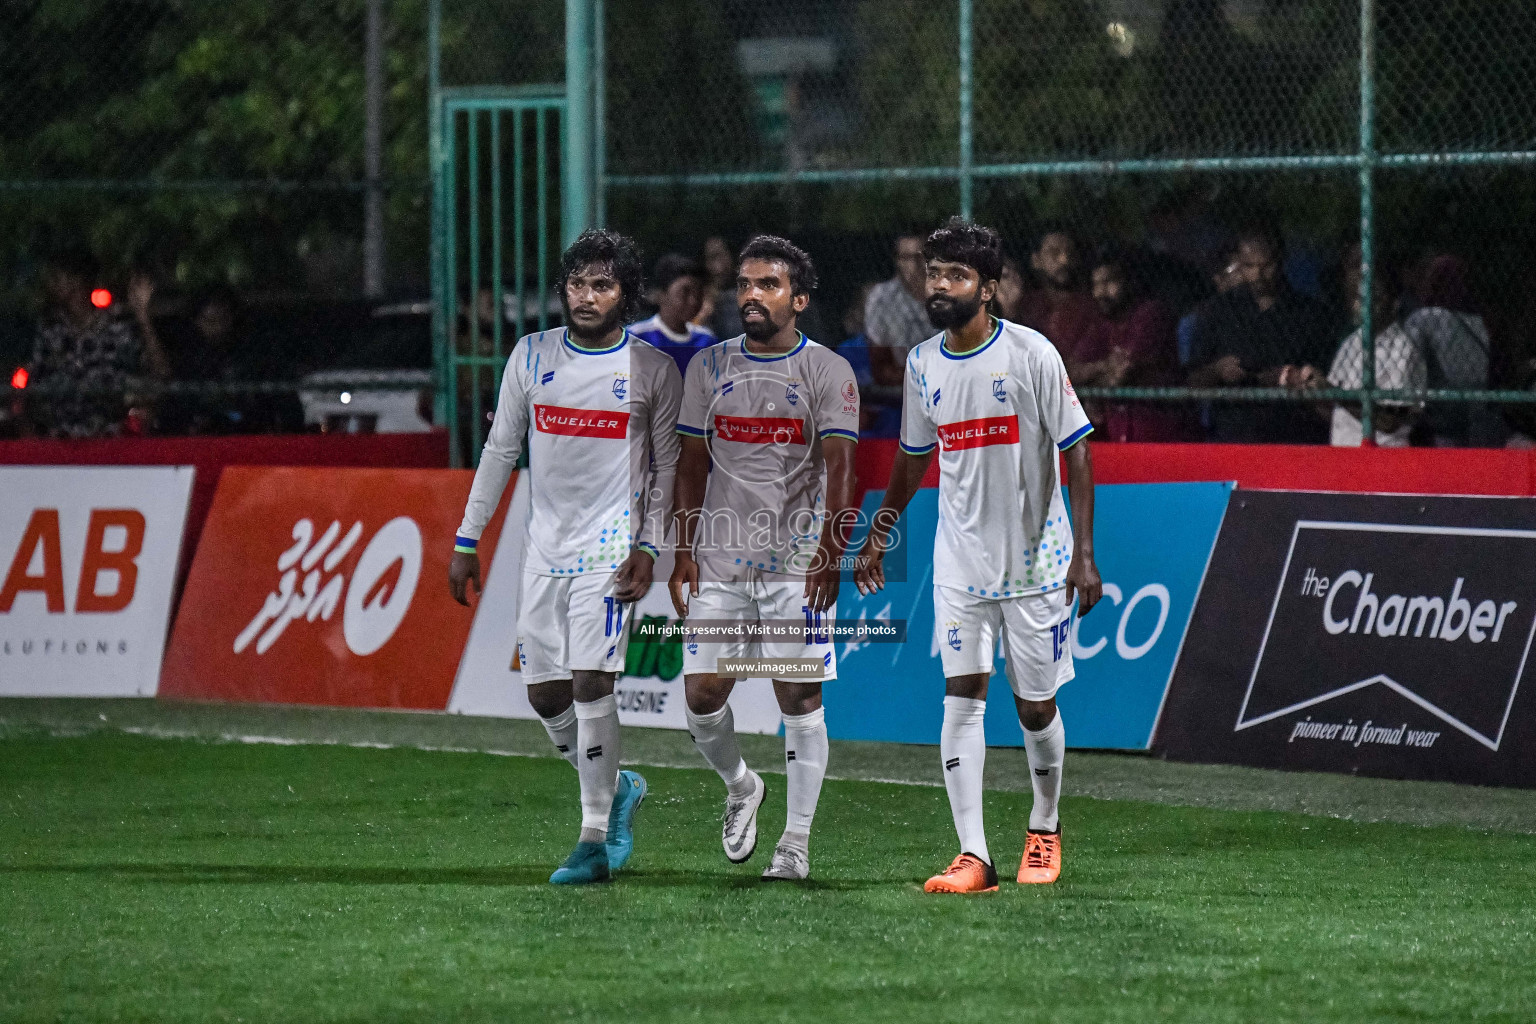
[
  {"x1": 4, "y1": 698, "x2": 1536, "y2": 834},
  {"x1": 2, "y1": 730, "x2": 1534, "y2": 1023}
]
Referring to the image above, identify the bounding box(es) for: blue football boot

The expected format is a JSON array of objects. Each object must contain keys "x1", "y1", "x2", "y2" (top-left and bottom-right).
[
  {"x1": 549, "y1": 840, "x2": 610, "y2": 885},
  {"x1": 605, "y1": 770, "x2": 648, "y2": 871}
]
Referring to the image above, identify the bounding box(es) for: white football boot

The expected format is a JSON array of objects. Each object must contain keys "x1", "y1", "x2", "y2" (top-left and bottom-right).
[{"x1": 722, "y1": 770, "x2": 766, "y2": 863}]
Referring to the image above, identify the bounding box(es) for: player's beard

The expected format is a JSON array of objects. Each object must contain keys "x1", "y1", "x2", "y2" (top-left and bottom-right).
[
  {"x1": 926, "y1": 292, "x2": 982, "y2": 329},
  {"x1": 740, "y1": 300, "x2": 784, "y2": 341},
  {"x1": 566, "y1": 302, "x2": 625, "y2": 343}
]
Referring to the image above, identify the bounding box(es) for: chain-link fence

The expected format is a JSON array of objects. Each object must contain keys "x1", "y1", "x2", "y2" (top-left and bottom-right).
[
  {"x1": 4, "y1": 0, "x2": 1535, "y2": 445},
  {"x1": 585, "y1": 0, "x2": 1536, "y2": 447},
  {"x1": 1, "y1": 0, "x2": 434, "y2": 439}
]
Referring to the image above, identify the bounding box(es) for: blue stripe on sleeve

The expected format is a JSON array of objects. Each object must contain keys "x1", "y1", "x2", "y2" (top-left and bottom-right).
[{"x1": 1057, "y1": 422, "x2": 1094, "y2": 451}]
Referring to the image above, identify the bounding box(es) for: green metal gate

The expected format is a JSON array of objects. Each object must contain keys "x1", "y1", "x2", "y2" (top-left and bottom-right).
[{"x1": 432, "y1": 86, "x2": 566, "y2": 467}]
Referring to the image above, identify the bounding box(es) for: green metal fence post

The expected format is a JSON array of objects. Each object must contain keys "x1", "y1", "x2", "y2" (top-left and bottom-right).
[
  {"x1": 515, "y1": 109, "x2": 526, "y2": 341},
  {"x1": 491, "y1": 112, "x2": 504, "y2": 365},
  {"x1": 593, "y1": 0, "x2": 606, "y2": 228},
  {"x1": 564, "y1": 0, "x2": 595, "y2": 246},
  {"x1": 444, "y1": 108, "x2": 460, "y2": 466},
  {"x1": 538, "y1": 109, "x2": 552, "y2": 331},
  {"x1": 958, "y1": 0, "x2": 974, "y2": 220},
  {"x1": 467, "y1": 111, "x2": 483, "y2": 452},
  {"x1": 1358, "y1": 0, "x2": 1377, "y2": 445},
  {"x1": 427, "y1": 0, "x2": 453, "y2": 462}
]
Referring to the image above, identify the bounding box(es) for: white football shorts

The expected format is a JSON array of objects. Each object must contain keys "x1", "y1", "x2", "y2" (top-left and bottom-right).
[
  {"x1": 681, "y1": 573, "x2": 837, "y2": 681},
  {"x1": 933, "y1": 584, "x2": 1075, "y2": 701},
  {"x1": 516, "y1": 569, "x2": 629, "y2": 683}
]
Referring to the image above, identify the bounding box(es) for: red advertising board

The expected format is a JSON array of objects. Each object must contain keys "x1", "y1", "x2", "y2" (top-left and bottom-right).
[{"x1": 160, "y1": 467, "x2": 509, "y2": 709}]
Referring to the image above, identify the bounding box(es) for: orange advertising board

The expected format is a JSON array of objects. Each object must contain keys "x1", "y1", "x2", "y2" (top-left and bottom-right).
[{"x1": 160, "y1": 467, "x2": 509, "y2": 709}]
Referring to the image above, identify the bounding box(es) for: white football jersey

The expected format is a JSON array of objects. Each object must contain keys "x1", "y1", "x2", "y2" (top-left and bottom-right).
[
  {"x1": 900, "y1": 317, "x2": 1092, "y2": 599},
  {"x1": 458, "y1": 328, "x2": 683, "y2": 575},
  {"x1": 678, "y1": 333, "x2": 860, "y2": 580}
]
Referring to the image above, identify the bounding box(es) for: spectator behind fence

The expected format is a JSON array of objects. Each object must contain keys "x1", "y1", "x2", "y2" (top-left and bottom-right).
[
  {"x1": 27, "y1": 249, "x2": 170, "y2": 438},
  {"x1": 161, "y1": 287, "x2": 301, "y2": 435},
  {"x1": 1073, "y1": 249, "x2": 1187, "y2": 442},
  {"x1": 1186, "y1": 224, "x2": 1337, "y2": 443},
  {"x1": 1013, "y1": 224, "x2": 1099, "y2": 365},
  {"x1": 1176, "y1": 244, "x2": 1242, "y2": 366},
  {"x1": 1324, "y1": 262, "x2": 1425, "y2": 448},
  {"x1": 700, "y1": 235, "x2": 741, "y2": 340},
  {"x1": 996, "y1": 255, "x2": 1027, "y2": 323},
  {"x1": 1400, "y1": 252, "x2": 1494, "y2": 446},
  {"x1": 834, "y1": 282, "x2": 898, "y2": 436},
  {"x1": 630, "y1": 253, "x2": 717, "y2": 376},
  {"x1": 864, "y1": 233, "x2": 933, "y2": 388}
]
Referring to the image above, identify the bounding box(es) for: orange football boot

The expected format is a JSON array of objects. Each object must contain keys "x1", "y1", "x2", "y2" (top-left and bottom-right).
[
  {"x1": 1017, "y1": 830, "x2": 1061, "y2": 884},
  {"x1": 924, "y1": 853, "x2": 999, "y2": 893}
]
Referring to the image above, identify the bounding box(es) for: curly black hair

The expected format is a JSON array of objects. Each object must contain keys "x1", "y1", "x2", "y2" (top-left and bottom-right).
[
  {"x1": 738, "y1": 234, "x2": 818, "y2": 296},
  {"x1": 923, "y1": 217, "x2": 1004, "y2": 283},
  {"x1": 558, "y1": 228, "x2": 644, "y2": 324}
]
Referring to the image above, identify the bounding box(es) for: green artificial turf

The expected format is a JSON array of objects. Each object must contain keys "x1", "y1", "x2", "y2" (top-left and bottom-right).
[{"x1": 2, "y1": 729, "x2": 1535, "y2": 1023}]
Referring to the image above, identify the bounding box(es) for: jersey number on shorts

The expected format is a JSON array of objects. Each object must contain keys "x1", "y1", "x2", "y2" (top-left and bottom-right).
[
  {"x1": 603, "y1": 596, "x2": 625, "y2": 638},
  {"x1": 802, "y1": 606, "x2": 829, "y2": 646},
  {"x1": 1050, "y1": 617, "x2": 1071, "y2": 662}
]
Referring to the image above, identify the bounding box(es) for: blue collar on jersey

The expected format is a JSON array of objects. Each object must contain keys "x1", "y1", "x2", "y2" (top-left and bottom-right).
[
  {"x1": 563, "y1": 327, "x2": 629, "y2": 356},
  {"x1": 741, "y1": 331, "x2": 807, "y2": 362},
  {"x1": 939, "y1": 317, "x2": 1002, "y2": 360}
]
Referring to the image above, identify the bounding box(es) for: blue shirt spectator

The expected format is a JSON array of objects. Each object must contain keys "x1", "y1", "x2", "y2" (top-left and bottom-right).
[{"x1": 629, "y1": 253, "x2": 716, "y2": 376}]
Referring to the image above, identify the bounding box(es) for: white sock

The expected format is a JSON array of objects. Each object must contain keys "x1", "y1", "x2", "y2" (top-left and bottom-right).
[
  {"x1": 573, "y1": 695, "x2": 621, "y2": 839},
  {"x1": 1023, "y1": 710, "x2": 1065, "y2": 832},
  {"x1": 940, "y1": 695, "x2": 990, "y2": 864},
  {"x1": 782, "y1": 707, "x2": 829, "y2": 838},
  {"x1": 538, "y1": 704, "x2": 579, "y2": 769},
  {"x1": 686, "y1": 703, "x2": 754, "y2": 798}
]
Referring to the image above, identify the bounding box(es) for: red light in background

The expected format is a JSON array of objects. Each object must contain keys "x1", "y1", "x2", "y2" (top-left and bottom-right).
[
  {"x1": 10, "y1": 366, "x2": 27, "y2": 389},
  {"x1": 90, "y1": 288, "x2": 112, "y2": 309}
]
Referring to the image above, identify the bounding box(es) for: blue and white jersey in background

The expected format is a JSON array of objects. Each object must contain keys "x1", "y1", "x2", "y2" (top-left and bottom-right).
[{"x1": 629, "y1": 314, "x2": 717, "y2": 378}]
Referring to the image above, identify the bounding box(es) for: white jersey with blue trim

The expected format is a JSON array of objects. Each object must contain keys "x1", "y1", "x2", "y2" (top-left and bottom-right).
[
  {"x1": 457, "y1": 327, "x2": 682, "y2": 576},
  {"x1": 678, "y1": 332, "x2": 860, "y2": 580},
  {"x1": 899, "y1": 317, "x2": 1092, "y2": 599}
]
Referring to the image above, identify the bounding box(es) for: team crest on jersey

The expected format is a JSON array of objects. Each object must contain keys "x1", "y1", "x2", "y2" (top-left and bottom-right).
[
  {"x1": 785, "y1": 379, "x2": 802, "y2": 406},
  {"x1": 946, "y1": 621, "x2": 962, "y2": 651},
  {"x1": 992, "y1": 373, "x2": 1008, "y2": 403},
  {"x1": 612, "y1": 372, "x2": 629, "y2": 400},
  {"x1": 541, "y1": 370, "x2": 556, "y2": 385},
  {"x1": 842, "y1": 379, "x2": 858, "y2": 404}
]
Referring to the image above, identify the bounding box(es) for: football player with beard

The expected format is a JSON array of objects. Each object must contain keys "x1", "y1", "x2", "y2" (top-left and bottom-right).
[
  {"x1": 669, "y1": 235, "x2": 860, "y2": 882},
  {"x1": 450, "y1": 229, "x2": 682, "y2": 885},
  {"x1": 855, "y1": 219, "x2": 1102, "y2": 893}
]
